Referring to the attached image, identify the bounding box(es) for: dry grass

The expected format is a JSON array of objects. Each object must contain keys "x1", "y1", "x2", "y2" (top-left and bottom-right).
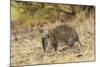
[{"x1": 10, "y1": 14, "x2": 95, "y2": 66}]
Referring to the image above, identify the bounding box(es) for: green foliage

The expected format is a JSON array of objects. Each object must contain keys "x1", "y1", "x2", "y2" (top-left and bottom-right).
[{"x1": 11, "y1": 1, "x2": 95, "y2": 25}]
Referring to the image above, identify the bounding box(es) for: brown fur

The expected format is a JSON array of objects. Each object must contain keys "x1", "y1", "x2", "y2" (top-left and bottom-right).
[{"x1": 41, "y1": 24, "x2": 85, "y2": 52}]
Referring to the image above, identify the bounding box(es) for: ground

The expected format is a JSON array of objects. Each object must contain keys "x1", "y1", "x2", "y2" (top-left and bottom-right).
[{"x1": 10, "y1": 13, "x2": 95, "y2": 66}]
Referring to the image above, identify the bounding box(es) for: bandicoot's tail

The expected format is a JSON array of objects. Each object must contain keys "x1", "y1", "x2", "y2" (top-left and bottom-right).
[{"x1": 78, "y1": 41, "x2": 86, "y2": 47}]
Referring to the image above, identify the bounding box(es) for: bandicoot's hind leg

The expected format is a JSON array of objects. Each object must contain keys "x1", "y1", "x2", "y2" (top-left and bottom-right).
[
  {"x1": 51, "y1": 40, "x2": 58, "y2": 51},
  {"x1": 66, "y1": 38, "x2": 75, "y2": 48}
]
